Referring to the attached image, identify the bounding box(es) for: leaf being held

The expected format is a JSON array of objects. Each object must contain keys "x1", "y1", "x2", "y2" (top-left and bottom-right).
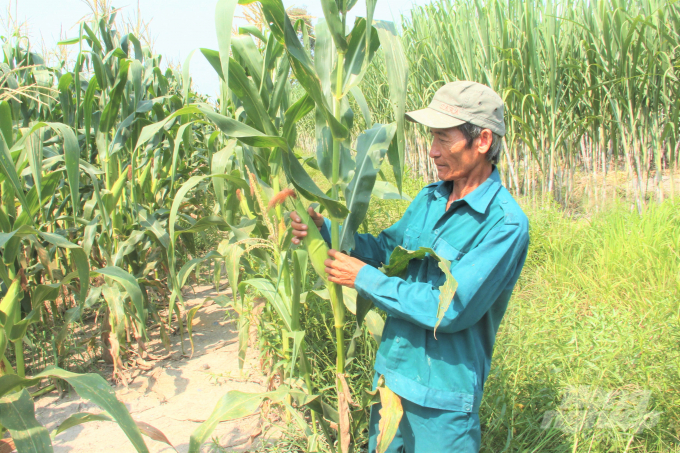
[{"x1": 381, "y1": 246, "x2": 458, "y2": 337}]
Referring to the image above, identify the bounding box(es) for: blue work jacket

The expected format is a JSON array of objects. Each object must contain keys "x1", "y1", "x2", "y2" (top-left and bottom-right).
[{"x1": 322, "y1": 168, "x2": 529, "y2": 413}]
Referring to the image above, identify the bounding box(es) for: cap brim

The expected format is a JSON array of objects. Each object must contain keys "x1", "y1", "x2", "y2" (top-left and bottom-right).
[{"x1": 405, "y1": 108, "x2": 465, "y2": 129}]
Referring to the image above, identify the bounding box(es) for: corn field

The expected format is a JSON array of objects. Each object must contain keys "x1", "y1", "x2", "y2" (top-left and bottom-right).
[
  {"x1": 0, "y1": 0, "x2": 677, "y2": 452},
  {"x1": 358, "y1": 0, "x2": 680, "y2": 211}
]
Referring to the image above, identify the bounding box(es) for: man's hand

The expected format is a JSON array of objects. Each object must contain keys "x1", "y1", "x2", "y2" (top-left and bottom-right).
[
  {"x1": 290, "y1": 207, "x2": 325, "y2": 245},
  {"x1": 324, "y1": 249, "x2": 366, "y2": 289}
]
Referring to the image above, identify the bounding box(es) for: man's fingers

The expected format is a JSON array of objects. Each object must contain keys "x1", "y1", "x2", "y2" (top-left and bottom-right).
[
  {"x1": 292, "y1": 229, "x2": 307, "y2": 238},
  {"x1": 327, "y1": 249, "x2": 338, "y2": 258},
  {"x1": 290, "y1": 212, "x2": 301, "y2": 223}
]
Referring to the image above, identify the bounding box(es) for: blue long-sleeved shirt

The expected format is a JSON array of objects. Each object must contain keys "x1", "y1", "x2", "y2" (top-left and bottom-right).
[{"x1": 321, "y1": 168, "x2": 529, "y2": 413}]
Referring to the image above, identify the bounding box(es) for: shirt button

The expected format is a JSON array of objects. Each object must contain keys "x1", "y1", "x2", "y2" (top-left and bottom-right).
[
  {"x1": 464, "y1": 404, "x2": 471, "y2": 411},
  {"x1": 434, "y1": 229, "x2": 439, "y2": 235},
  {"x1": 395, "y1": 338, "x2": 400, "y2": 343}
]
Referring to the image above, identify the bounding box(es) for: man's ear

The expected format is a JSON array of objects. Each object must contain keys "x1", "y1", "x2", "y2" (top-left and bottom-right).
[{"x1": 477, "y1": 129, "x2": 494, "y2": 155}]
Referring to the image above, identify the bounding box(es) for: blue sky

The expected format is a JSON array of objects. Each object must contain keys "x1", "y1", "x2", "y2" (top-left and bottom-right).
[{"x1": 7, "y1": 0, "x2": 431, "y2": 97}]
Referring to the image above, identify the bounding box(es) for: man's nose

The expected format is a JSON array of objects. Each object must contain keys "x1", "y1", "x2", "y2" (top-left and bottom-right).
[{"x1": 429, "y1": 140, "x2": 440, "y2": 159}]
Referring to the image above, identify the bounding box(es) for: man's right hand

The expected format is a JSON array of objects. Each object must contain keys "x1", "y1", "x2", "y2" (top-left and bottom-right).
[{"x1": 290, "y1": 207, "x2": 325, "y2": 245}]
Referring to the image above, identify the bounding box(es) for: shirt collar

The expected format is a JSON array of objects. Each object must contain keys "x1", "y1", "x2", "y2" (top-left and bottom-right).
[{"x1": 431, "y1": 166, "x2": 502, "y2": 215}]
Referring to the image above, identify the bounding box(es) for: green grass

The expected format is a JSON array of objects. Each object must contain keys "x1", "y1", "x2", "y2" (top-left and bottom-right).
[{"x1": 481, "y1": 199, "x2": 680, "y2": 452}]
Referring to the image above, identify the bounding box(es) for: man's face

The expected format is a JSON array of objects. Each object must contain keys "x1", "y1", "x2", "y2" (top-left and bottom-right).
[{"x1": 429, "y1": 127, "x2": 487, "y2": 181}]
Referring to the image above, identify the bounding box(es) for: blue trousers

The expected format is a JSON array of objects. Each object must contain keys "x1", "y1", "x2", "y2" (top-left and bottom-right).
[{"x1": 367, "y1": 394, "x2": 481, "y2": 453}]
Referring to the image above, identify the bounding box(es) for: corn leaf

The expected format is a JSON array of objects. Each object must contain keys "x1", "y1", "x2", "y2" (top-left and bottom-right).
[
  {"x1": 339, "y1": 123, "x2": 397, "y2": 252},
  {"x1": 0, "y1": 389, "x2": 52, "y2": 453}
]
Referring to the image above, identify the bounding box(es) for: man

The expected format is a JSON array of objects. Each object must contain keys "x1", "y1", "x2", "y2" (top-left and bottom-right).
[{"x1": 291, "y1": 81, "x2": 529, "y2": 452}]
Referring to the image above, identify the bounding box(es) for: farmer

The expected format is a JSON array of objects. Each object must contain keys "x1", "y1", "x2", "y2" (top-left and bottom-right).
[{"x1": 291, "y1": 81, "x2": 529, "y2": 452}]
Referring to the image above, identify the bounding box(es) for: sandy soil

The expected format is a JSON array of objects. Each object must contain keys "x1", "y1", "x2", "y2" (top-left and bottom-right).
[{"x1": 32, "y1": 283, "x2": 275, "y2": 453}]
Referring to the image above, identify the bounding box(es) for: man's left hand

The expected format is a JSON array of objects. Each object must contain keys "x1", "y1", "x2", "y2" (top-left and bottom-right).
[{"x1": 325, "y1": 249, "x2": 366, "y2": 289}]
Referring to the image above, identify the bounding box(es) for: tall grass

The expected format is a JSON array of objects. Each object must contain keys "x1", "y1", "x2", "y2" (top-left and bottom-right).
[
  {"x1": 481, "y1": 199, "x2": 680, "y2": 452},
  {"x1": 357, "y1": 0, "x2": 680, "y2": 211}
]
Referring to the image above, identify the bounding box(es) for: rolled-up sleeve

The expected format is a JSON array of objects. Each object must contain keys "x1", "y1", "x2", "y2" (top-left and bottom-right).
[{"x1": 354, "y1": 221, "x2": 529, "y2": 334}]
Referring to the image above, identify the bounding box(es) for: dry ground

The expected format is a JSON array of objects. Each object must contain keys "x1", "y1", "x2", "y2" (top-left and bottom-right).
[{"x1": 31, "y1": 283, "x2": 276, "y2": 453}]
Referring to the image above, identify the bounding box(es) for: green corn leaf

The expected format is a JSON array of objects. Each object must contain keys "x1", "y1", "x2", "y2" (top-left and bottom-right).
[
  {"x1": 319, "y1": 0, "x2": 348, "y2": 52},
  {"x1": 0, "y1": 101, "x2": 13, "y2": 147},
  {"x1": 92, "y1": 267, "x2": 146, "y2": 337},
  {"x1": 51, "y1": 412, "x2": 113, "y2": 439},
  {"x1": 349, "y1": 85, "x2": 372, "y2": 129},
  {"x1": 372, "y1": 181, "x2": 412, "y2": 201},
  {"x1": 182, "y1": 49, "x2": 197, "y2": 105},
  {"x1": 342, "y1": 18, "x2": 380, "y2": 95},
  {"x1": 228, "y1": 57, "x2": 277, "y2": 135},
  {"x1": 186, "y1": 301, "x2": 204, "y2": 358},
  {"x1": 0, "y1": 129, "x2": 34, "y2": 226},
  {"x1": 381, "y1": 246, "x2": 458, "y2": 337},
  {"x1": 339, "y1": 123, "x2": 397, "y2": 252},
  {"x1": 199, "y1": 48, "x2": 224, "y2": 79},
  {"x1": 215, "y1": 0, "x2": 238, "y2": 86},
  {"x1": 99, "y1": 58, "x2": 130, "y2": 133},
  {"x1": 0, "y1": 389, "x2": 53, "y2": 453},
  {"x1": 268, "y1": 54, "x2": 291, "y2": 118},
  {"x1": 259, "y1": 0, "x2": 348, "y2": 141},
  {"x1": 240, "y1": 278, "x2": 292, "y2": 331},
  {"x1": 293, "y1": 199, "x2": 330, "y2": 283},
  {"x1": 375, "y1": 21, "x2": 408, "y2": 194},
  {"x1": 188, "y1": 387, "x2": 290, "y2": 453},
  {"x1": 0, "y1": 279, "x2": 23, "y2": 331},
  {"x1": 281, "y1": 148, "x2": 349, "y2": 219},
  {"x1": 25, "y1": 131, "x2": 43, "y2": 207},
  {"x1": 212, "y1": 141, "x2": 237, "y2": 219},
  {"x1": 282, "y1": 94, "x2": 315, "y2": 146},
  {"x1": 231, "y1": 35, "x2": 267, "y2": 91}
]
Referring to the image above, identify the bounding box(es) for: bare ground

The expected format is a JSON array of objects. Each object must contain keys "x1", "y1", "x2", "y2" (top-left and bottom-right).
[{"x1": 32, "y1": 283, "x2": 275, "y2": 453}]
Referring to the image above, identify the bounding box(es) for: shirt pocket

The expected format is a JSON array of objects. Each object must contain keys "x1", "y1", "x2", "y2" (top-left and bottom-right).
[
  {"x1": 428, "y1": 239, "x2": 466, "y2": 285},
  {"x1": 402, "y1": 227, "x2": 421, "y2": 251}
]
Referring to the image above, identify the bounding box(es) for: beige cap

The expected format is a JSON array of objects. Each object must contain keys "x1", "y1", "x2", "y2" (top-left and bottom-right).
[{"x1": 406, "y1": 81, "x2": 506, "y2": 135}]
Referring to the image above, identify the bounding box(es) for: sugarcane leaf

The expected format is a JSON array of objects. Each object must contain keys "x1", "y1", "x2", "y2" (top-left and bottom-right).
[
  {"x1": 375, "y1": 21, "x2": 408, "y2": 194},
  {"x1": 0, "y1": 389, "x2": 52, "y2": 453},
  {"x1": 339, "y1": 123, "x2": 397, "y2": 252}
]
